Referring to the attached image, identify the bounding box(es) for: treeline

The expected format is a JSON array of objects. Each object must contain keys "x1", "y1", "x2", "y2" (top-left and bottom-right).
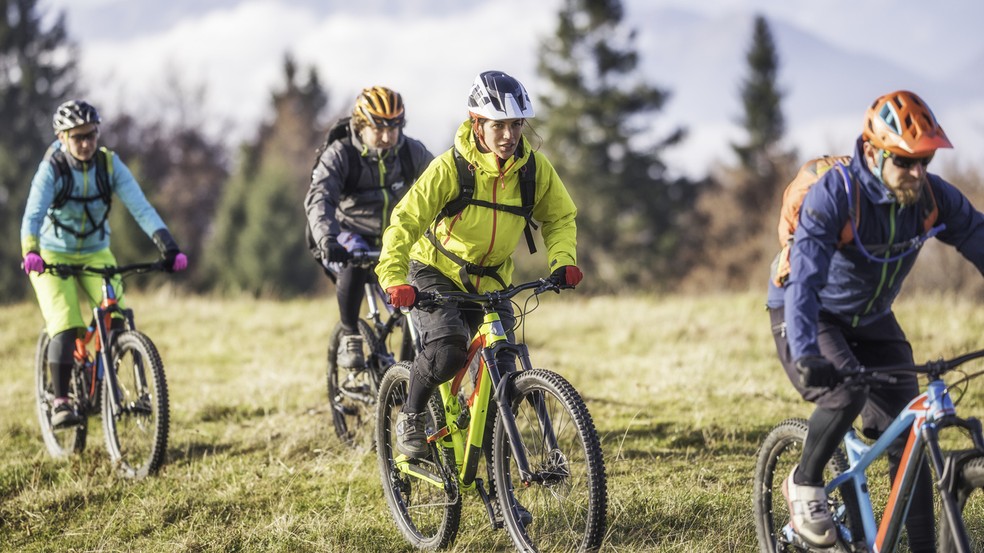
[{"x1": 1, "y1": 1, "x2": 981, "y2": 304}]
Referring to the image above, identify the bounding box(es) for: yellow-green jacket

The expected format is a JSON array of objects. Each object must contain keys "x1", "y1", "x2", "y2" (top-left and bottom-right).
[{"x1": 376, "y1": 120, "x2": 577, "y2": 293}]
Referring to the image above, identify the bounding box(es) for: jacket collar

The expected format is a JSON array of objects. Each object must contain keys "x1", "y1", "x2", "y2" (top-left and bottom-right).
[{"x1": 453, "y1": 120, "x2": 529, "y2": 176}]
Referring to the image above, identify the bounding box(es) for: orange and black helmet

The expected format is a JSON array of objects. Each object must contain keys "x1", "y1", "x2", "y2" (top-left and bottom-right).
[
  {"x1": 862, "y1": 90, "x2": 952, "y2": 156},
  {"x1": 353, "y1": 86, "x2": 405, "y2": 128}
]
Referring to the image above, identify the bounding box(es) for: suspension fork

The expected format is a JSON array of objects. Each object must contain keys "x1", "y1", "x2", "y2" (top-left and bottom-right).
[{"x1": 488, "y1": 341, "x2": 549, "y2": 485}]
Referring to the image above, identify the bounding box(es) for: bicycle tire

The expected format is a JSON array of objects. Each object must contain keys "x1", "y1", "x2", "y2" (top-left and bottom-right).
[
  {"x1": 375, "y1": 361, "x2": 461, "y2": 549},
  {"x1": 327, "y1": 319, "x2": 380, "y2": 448},
  {"x1": 939, "y1": 453, "x2": 984, "y2": 552},
  {"x1": 753, "y1": 418, "x2": 861, "y2": 552},
  {"x1": 102, "y1": 330, "x2": 169, "y2": 479},
  {"x1": 492, "y1": 368, "x2": 607, "y2": 553},
  {"x1": 34, "y1": 329, "x2": 87, "y2": 457}
]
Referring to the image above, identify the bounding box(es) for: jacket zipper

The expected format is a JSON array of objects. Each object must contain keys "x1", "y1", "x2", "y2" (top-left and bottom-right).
[{"x1": 76, "y1": 161, "x2": 91, "y2": 253}]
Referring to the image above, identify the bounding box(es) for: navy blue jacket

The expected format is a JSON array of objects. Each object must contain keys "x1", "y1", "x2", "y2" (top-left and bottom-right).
[{"x1": 767, "y1": 137, "x2": 984, "y2": 360}]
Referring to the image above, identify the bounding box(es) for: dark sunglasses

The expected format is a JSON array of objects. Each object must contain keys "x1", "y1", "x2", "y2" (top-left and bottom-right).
[
  {"x1": 888, "y1": 152, "x2": 933, "y2": 170},
  {"x1": 68, "y1": 129, "x2": 99, "y2": 143}
]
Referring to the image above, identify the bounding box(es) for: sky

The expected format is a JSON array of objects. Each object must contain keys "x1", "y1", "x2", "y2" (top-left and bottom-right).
[{"x1": 41, "y1": 0, "x2": 984, "y2": 178}]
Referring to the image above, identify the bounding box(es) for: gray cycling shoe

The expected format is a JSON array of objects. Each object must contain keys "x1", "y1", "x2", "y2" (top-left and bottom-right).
[
  {"x1": 336, "y1": 333, "x2": 365, "y2": 369},
  {"x1": 395, "y1": 411, "x2": 428, "y2": 458},
  {"x1": 783, "y1": 465, "x2": 837, "y2": 548}
]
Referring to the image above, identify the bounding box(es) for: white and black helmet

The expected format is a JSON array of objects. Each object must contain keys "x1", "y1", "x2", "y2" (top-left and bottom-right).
[
  {"x1": 53, "y1": 100, "x2": 101, "y2": 133},
  {"x1": 466, "y1": 71, "x2": 535, "y2": 120}
]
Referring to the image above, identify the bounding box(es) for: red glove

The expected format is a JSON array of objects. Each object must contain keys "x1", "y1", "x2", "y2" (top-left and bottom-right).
[
  {"x1": 386, "y1": 285, "x2": 417, "y2": 308},
  {"x1": 551, "y1": 265, "x2": 583, "y2": 287}
]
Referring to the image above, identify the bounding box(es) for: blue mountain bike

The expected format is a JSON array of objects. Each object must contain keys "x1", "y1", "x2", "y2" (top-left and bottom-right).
[{"x1": 754, "y1": 348, "x2": 984, "y2": 552}]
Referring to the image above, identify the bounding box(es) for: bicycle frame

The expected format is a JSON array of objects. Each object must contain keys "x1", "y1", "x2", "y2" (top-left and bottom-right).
[
  {"x1": 824, "y1": 377, "x2": 984, "y2": 552},
  {"x1": 394, "y1": 289, "x2": 557, "y2": 496}
]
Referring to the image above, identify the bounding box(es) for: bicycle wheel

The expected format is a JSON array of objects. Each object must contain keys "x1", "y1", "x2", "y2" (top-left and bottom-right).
[
  {"x1": 376, "y1": 361, "x2": 461, "y2": 549},
  {"x1": 102, "y1": 330, "x2": 169, "y2": 479},
  {"x1": 492, "y1": 368, "x2": 607, "y2": 553},
  {"x1": 327, "y1": 319, "x2": 380, "y2": 448},
  {"x1": 939, "y1": 453, "x2": 984, "y2": 552},
  {"x1": 34, "y1": 329, "x2": 87, "y2": 457},
  {"x1": 753, "y1": 418, "x2": 860, "y2": 552}
]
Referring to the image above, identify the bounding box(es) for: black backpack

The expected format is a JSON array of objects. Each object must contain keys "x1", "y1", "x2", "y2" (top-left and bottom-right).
[{"x1": 45, "y1": 145, "x2": 114, "y2": 239}]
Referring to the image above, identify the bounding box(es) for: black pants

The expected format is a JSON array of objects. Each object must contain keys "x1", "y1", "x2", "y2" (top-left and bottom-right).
[
  {"x1": 335, "y1": 264, "x2": 371, "y2": 334},
  {"x1": 404, "y1": 261, "x2": 516, "y2": 409},
  {"x1": 770, "y1": 307, "x2": 934, "y2": 552}
]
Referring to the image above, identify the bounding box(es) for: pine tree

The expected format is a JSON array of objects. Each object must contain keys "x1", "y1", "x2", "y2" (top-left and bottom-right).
[
  {"x1": 684, "y1": 14, "x2": 797, "y2": 291},
  {"x1": 535, "y1": 0, "x2": 704, "y2": 291},
  {"x1": 0, "y1": 0, "x2": 78, "y2": 302},
  {"x1": 731, "y1": 14, "x2": 789, "y2": 181},
  {"x1": 204, "y1": 54, "x2": 327, "y2": 296}
]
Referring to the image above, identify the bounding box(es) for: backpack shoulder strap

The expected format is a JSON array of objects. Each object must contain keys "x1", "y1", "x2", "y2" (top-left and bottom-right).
[
  {"x1": 442, "y1": 147, "x2": 473, "y2": 219},
  {"x1": 46, "y1": 147, "x2": 74, "y2": 208},
  {"x1": 94, "y1": 147, "x2": 113, "y2": 205},
  {"x1": 398, "y1": 141, "x2": 418, "y2": 185},
  {"x1": 833, "y1": 162, "x2": 859, "y2": 247},
  {"x1": 518, "y1": 153, "x2": 538, "y2": 254},
  {"x1": 340, "y1": 141, "x2": 362, "y2": 195}
]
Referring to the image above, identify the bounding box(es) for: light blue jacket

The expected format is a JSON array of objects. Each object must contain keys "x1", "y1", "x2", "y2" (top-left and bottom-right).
[{"x1": 21, "y1": 140, "x2": 168, "y2": 255}]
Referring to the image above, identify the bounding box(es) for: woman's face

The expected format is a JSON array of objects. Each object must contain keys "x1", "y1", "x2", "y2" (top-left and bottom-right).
[
  {"x1": 62, "y1": 123, "x2": 99, "y2": 161},
  {"x1": 479, "y1": 118, "x2": 524, "y2": 159}
]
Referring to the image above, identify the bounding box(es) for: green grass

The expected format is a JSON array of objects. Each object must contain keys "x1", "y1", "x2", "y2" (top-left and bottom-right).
[{"x1": 1, "y1": 290, "x2": 982, "y2": 552}]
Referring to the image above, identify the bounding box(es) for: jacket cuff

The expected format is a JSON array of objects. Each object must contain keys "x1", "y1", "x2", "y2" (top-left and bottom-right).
[
  {"x1": 22, "y1": 236, "x2": 40, "y2": 257},
  {"x1": 152, "y1": 228, "x2": 180, "y2": 254}
]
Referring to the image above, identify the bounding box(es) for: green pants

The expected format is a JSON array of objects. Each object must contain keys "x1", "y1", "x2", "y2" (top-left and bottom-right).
[{"x1": 29, "y1": 248, "x2": 126, "y2": 337}]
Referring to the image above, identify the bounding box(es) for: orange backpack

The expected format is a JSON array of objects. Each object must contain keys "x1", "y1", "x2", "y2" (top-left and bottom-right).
[{"x1": 770, "y1": 155, "x2": 938, "y2": 287}]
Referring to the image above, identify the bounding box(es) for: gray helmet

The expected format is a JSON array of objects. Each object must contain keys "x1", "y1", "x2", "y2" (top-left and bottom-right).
[
  {"x1": 466, "y1": 71, "x2": 535, "y2": 120},
  {"x1": 53, "y1": 100, "x2": 101, "y2": 133}
]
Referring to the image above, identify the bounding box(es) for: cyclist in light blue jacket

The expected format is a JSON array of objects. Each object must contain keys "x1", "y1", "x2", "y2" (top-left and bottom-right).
[{"x1": 21, "y1": 99, "x2": 188, "y2": 428}]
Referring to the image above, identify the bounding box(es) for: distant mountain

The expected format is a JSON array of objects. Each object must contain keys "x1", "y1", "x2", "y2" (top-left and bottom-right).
[{"x1": 629, "y1": 7, "x2": 982, "y2": 175}]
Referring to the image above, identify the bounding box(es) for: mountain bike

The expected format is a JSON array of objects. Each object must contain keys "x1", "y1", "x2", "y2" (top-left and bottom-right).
[
  {"x1": 34, "y1": 261, "x2": 170, "y2": 479},
  {"x1": 754, "y1": 347, "x2": 984, "y2": 552},
  {"x1": 326, "y1": 250, "x2": 419, "y2": 448},
  {"x1": 375, "y1": 278, "x2": 607, "y2": 552}
]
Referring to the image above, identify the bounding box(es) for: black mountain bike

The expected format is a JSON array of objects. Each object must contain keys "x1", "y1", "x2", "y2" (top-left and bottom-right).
[
  {"x1": 34, "y1": 261, "x2": 170, "y2": 479},
  {"x1": 326, "y1": 251, "x2": 418, "y2": 448}
]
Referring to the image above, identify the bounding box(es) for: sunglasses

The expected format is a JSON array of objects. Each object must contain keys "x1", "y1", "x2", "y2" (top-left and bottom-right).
[
  {"x1": 886, "y1": 152, "x2": 933, "y2": 170},
  {"x1": 68, "y1": 129, "x2": 99, "y2": 143}
]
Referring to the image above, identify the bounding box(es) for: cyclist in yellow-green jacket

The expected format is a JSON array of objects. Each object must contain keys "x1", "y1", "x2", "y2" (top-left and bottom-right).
[{"x1": 375, "y1": 71, "x2": 581, "y2": 470}]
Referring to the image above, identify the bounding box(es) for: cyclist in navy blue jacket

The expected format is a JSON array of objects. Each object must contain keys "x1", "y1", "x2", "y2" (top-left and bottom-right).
[{"x1": 767, "y1": 90, "x2": 984, "y2": 550}]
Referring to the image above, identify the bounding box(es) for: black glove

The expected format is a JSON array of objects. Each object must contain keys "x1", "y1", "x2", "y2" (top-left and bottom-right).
[
  {"x1": 320, "y1": 236, "x2": 350, "y2": 263},
  {"x1": 152, "y1": 228, "x2": 183, "y2": 272},
  {"x1": 795, "y1": 355, "x2": 840, "y2": 388}
]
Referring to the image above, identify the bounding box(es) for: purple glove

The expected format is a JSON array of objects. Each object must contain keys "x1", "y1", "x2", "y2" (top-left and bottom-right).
[
  {"x1": 172, "y1": 253, "x2": 188, "y2": 272},
  {"x1": 23, "y1": 252, "x2": 45, "y2": 275},
  {"x1": 338, "y1": 232, "x2": 371, "y2": 253}
]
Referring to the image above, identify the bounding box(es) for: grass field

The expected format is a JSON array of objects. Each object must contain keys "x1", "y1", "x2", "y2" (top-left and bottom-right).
[{"x1": 1, "y1": 288, "x2": 982, "y2": 552}]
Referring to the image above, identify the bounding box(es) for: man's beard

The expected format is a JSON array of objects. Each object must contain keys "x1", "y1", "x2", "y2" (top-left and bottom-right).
[{"x1": 888, "y1": 179, "x2": 924, "y2": 205}]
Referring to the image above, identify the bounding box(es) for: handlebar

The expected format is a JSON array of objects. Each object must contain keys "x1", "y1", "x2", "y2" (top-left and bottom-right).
[
  {"x1": 44, "y1": 260, "x2": 167, "y2": 279},
  {"x1": 413, "y1": 278, "x2": 568, "y2": 309},
  {"x1": 838, "y1": 348, "x2": 984, "y2": 383}
]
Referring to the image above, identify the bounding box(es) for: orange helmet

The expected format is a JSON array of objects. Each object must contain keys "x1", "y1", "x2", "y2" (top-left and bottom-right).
[
  {"x1": 862, "y1": 90, "x2": 952, "y2": 156},
  {"x1": 353, "y1": 86, "x2": 405, "y2": 127}
]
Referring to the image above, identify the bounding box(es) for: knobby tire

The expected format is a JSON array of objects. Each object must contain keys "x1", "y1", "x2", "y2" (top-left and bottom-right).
[
  {"x1": 493, "y1": 368, "x2": 607, "y2": 553},
  {"x1": 102, "y1": 330, "x2": 169, "y2": 479},
  {"x1": 376, "y1": 361, "x2": 461, "y2": 550},
  {"x1": 34, "y1": 329, "x2": 87, "y2": 457}
]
